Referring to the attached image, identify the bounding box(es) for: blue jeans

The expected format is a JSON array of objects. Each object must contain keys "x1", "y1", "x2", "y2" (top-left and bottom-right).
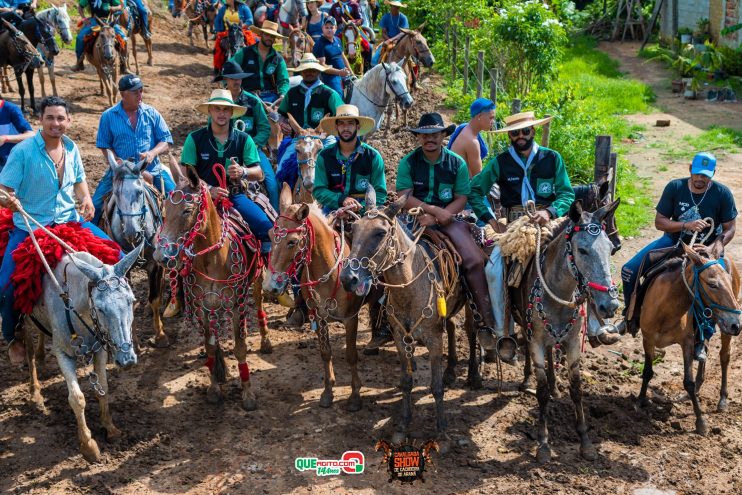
[
  {"x1": 258, "y1": 91, "x2": 279, "y2": 104},
  {"x1": 371, "y1": 44, "x2": 382, "y2": 66},
  {"x1": 621, "y1": 233, "x2": 676, "y2": 313},
  {"x1": 231, "y1": 193, "x2": 272, "y2": 253},
  {"x1": 75, "y1": 20, "x2": 128, "y2": 59},
  {"x1": 321, "y1": 74, "x2": 343, "y2": 99},
  {"x1": 92, "y1": 168, "x2": 176, "y2": 225},
  {"x1": 1, "y1": 222, "x2": 114, "y2": 343},
  {"x1": 258, "y1": 149, "x2": 278, "y2": 211},
  {"x1": 130, "y1": 0, "x2": 151, "y2": 35}
]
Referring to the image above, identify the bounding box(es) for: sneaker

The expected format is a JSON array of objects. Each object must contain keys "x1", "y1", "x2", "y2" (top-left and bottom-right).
[{"x1": 363, "y1": 331, "x2": 393, "y2": 354}]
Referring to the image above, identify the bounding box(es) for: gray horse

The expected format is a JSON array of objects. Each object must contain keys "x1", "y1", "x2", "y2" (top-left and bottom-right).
[
  {"x1": 349, "y1": 61, "x2": 413, "y2": 136},
  {"x1": 24, "y1": 245, "x2": 142, "y2": 463},
  {"x1": 103, "y1": 151, "x2": 167, "y2": 347}
]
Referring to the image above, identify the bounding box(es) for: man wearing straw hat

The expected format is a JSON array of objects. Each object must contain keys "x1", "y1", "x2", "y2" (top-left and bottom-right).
[
  {"x1": 395, "y1": 112, "x2": 501, "y2": 358},
  {"x1": 469, "y1": 110, "x2": 574, "y2": 359},
  {"x1": 180, "y1": 89, "x2": 273, "y2": 254},
  {"x1": 229, "y1": 20, "x2": 289, "y2": 104}
]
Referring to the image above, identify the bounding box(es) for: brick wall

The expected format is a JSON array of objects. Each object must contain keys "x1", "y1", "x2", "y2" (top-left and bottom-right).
[{"x1": 723, "y1": 0, "x2": 741, "y2": 48}]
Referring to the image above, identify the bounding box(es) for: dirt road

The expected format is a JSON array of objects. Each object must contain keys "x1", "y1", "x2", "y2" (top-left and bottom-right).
[{"x1": 0, "y1": 21, "x2": 741, "y2": 495}]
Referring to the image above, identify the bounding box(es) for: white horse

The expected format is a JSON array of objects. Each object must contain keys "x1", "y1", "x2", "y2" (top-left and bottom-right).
[
  {"x1": 349, "y1": 60, "x2": 413, "y2": 136},
  {"x1": 278, "y1": 0, "x2": 308, "y2": 35},
  {"x1": 23, "y1": 244, "x2": 142, "y2": 463},
  {"x1": 35, "y1": 4, "x2": 72, "y2": 98}
]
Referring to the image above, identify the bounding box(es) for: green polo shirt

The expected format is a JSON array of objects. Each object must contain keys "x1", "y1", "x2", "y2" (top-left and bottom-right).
[{"x1": 396, "y1": 147, "x2": 470, "y2": 207}]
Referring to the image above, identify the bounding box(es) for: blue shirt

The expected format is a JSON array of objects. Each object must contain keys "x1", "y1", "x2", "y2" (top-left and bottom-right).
[
  {"x1": 214, "y1": 3, "x2": 253, "y2": 32},
  {"x1": 0, "y1": 100, "x2": 33, "y2": 169},
  {"x1": 379, "y1": 12, "x2": 408, "y2": 38},
  {"x1": 312, "y1": 35, "x2": 345, "y2": 71},
  {"x1": 96, "y1": 101, "x2": 173, "y2": 175},
  {"x1": 0, "y1": 131, "x2": 86, "y2": 231}
]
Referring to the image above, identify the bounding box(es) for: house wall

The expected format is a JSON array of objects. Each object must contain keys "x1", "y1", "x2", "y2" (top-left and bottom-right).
[
  {"x1": 721, "y1": 0, "x2": 741, "y2": 48},
  {"x1": 660, "y1": 0, "x2": 711, "y2": 41}
]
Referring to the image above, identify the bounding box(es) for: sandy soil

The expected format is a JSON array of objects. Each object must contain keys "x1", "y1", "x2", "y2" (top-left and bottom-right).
[{"x1": 1, "y1": 21, "x2": 742, "y2": 495}]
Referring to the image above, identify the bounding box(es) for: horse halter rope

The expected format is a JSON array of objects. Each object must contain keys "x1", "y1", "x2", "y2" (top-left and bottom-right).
[{"x1": 682, "y1": 257, "x2": 742, "y2": 339}]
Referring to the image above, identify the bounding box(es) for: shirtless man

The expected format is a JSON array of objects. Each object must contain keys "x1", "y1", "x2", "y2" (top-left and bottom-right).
[{"x1": 448, "y1": 98, "x2": 496, "y2": 178}]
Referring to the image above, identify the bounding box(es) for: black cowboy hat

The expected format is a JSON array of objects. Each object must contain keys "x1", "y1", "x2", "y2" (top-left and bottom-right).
[
  {"x1": 408, "y1": 112, "x2": 456, "y2": 136},
  {"x1": 212, "y1": 60, "x2": 256, "y2": 83}
]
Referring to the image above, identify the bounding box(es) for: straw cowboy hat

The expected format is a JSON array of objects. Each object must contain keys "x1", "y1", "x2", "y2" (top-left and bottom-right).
[
  {"x1": 494, "y1": 111, "x2": 553, "y2": 134},
  {"x1": 407, "y1": 112, "x2": 456, "y2": 136},
  {"x1": 249, "y1": 20, "x2": 285, "y2": 39},
  {"x1": 320, "y1": 104, "x2": 376, "y2": 136},
  {"x1": 195, "y1": 89, "x2": 247, "y2": 118},
  {"x1": 288, "y1": 53, "x2": 329, "y2": 73},
  {"x1": 384, "y1": 0, "x2": 407, "y2": 7}
]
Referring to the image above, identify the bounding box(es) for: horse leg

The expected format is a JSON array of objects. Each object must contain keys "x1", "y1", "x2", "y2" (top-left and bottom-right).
[
  {"x1": 131, "y1": 33, "x2": 139, "y2": 75},
  {"x1": 37, "y1": 65, "x2": 47, "y2": 99},
  {"x1": 48, "y1": 60, "x2": 58, "y2": 97},
  {"x1": 679, "y1": 332, "x2": 707, "y2": 435},
  {"x1": 520, "y1": 341, "x2": 535, "y2": 391},
  {"x1": 34, "y1": 332, "x2": 46, "y2": 365},
  {"x1": 443, "y1": 318, "x2": 457, "y2": 387},
  {"x1": 637, "y1": 339, "x2": 655, "y2": 409},
  {"x1": 188, "y1": 22, "x2": 194, "y2": 46},
  {"x1": 204, "y1": 334, "x2": 225, "y2": 403},
  {"x1": 25, "y1": 329, "x2": 45, "y2": 412},
  {"x1": 317, "y1": 319, "x2": 336, "y2": 408},
  {"x1": 149, "y1": 264, "x2": 169, "y2": 348},
  {"x1": 531, "y1": 340, "x2": 551, "y2": 463},
  {"x1": 1, "y1": 66, "x2": 11, "y2": 93},
  {"x1": 566, "y1": 329, "x2": 596, "y2": 461},
  {"x1": 253, "y1": 276, "x2": 272, "y2": 354},
  {"x1": 430, "y1": 332, "x2": 450, "y2": 454},
  {"x1": 546, "y1": 346, "x2": 561, "y2": 399},
  {"x1": 203, "y1": 24, "x2": 209, "y2": 50},
  {"x1": 15, "y1": 68, "x2": 26, "y2": 114},
  {"x1": 145, "y1": 36, "x2": 153, "y2": 66},
  {"x1": 55, "y1": 348, "x2": 101, "y2": 462},
  {"x1": 718, "y1": 333, "x2": 731, "y2": 412},
  {"x1": 25, "y1": 68, "x2": 35, "y2": 114},
  {"x1": 345, "y1": 316, "x2": 362, "y2": 412},
  {"x1": 464, "y1": 307, "x2": 483, "y2": 389},
  {"x1": 93, "y1": 349, "x2": 122, "y2": 442},
  {"x1": 392, "y1": 332, "x2": 413, "y2": 445},
  {"x1": 233, "y1": 316, "x2": 257, "y2": 411}
]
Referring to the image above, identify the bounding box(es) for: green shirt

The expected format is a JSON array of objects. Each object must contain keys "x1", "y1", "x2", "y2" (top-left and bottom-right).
[
  {"x1": 313, "y1": 140, "x2": 387, "y2": 211},
  {"x1": 233, "y1": 90, "x2": 271, "y2": 149},
  {"x1": 229, "y1": 44, "x2": 290, "y2": 96},
  {"x1": 181, "y1": 129, "x2": 259, "y2": 170},
  {"x1": 278, "y1": 83, "x2": 343, "y2": 129},
  {"x1": 396, "y1": 147, "x2": 470, "y2": 206},
  {"x1": 79, "y1": 0, "x2": 120, "y2": 17}
]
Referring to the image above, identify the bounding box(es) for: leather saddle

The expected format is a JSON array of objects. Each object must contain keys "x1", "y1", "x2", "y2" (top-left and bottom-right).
[{"x1": 626, "y1": 244, "x2": 683, "y2": 330}]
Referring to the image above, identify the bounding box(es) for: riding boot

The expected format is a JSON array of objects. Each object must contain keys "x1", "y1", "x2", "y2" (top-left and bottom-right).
[
  {"x1": 72, "y1": 56, "x2": 85, "y2": 72},
  {"x1": 285, "y1": 291, "x2": 308, "y2": 328},
  {"x1": 694, "y1": 339, "x2": 707, "y2": 362},
  {"x1": 119, "y1": 53, "x2": 133, "y2": 75},
  {"x1": 363, "y1": 313, "x2": 393, "y2": 355}
]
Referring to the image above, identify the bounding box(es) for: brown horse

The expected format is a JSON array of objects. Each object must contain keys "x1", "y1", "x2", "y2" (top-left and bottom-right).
[
  {"x1": 286, "y1": 28, "x2": 313, "y2": 69},
  {"x1": 636, "y1": 240, "x2": 741, "y2": 434},
  {"x1": 174, "y1": 0, "x2": 217, "y2": 48},
  {"x1": 86, "y1": 23, "x2": 119, "y2": 107},
  {"x1": 118, "y1": 0, "x2": 153, "y2": 74},
  {"x1": 264, "y1": 185, "x2": 385, "y2": 410},
  {"x1": 0, "y1": 20, "x2": 43, "y2": 113},
  {"x1": 153, "y1": 165, "x2": 272, "y2": 410}
]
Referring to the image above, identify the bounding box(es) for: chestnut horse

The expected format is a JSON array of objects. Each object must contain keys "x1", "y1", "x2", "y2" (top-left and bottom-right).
[
  {"x1": 174, "y1": 0, "x2": 217, "y2": 48},
  {"x1": 636, "y1": 240, "x2": 741, "y2": 434},
  {"x1": 153, "y1": 165, "x2": 272, "y2": 410}
]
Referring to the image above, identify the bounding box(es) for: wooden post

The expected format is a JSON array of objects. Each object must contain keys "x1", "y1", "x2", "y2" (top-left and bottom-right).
[
  {"x1": 593, "y1": 135, "x2": 613, "y2": 184},
  {"x1": 476, "y1": 50, "x2": 484, "y2": 98},
  {"x1": 540, "y1": 114, "x2": 552, "y2": 147},
  {"x1": 609, "y1": 152, "x2": 618, "y2": 199},
  {"x1": 489, "y1": 68, "x2": 497, "y2": 106},
  {"x1": 451, "y1": 26, "x2": 458, "y2": 80},
  {"x1": 511, "y1": 99, "x2": 521, "y2": 114},
  {"x1": 463, "y1": 35, "x2": 471, "y2": 94}
]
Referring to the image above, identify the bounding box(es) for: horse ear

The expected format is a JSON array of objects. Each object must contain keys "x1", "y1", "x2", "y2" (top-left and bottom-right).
[
  {"x1": 398, "y1": 55, "x2": 408, "y2": 68},
  {"x1": 137, "y1": 158, "x2": 148, "y2": 174},
  {"x1": 185, "y1": 165, "x2": 200, "y2": 189},
  {"x1": 569, "y1": 199, "x2": 584, "y2": 224},
  {"x1": 70, "y1": 255, "x2": 105, "y2": 282},
  {"x1": 593, "y1": 198, "x2": 620, "y2": 223},
  {"x1": 382, "y1": 62, "x2": 390, "y2": 72},
  {"x1": 681, "y1": 241, "x2": 705, "y2": 266},
  {"x1": 709, "y1": 237, "x2": 725, "y2": 259},
  {"x1": 297, "y1": 203, "x2": 310, "y2": 221},
  {"x1": 105, "y1": 149, "x2": 120, "y2": 173},
  {"x1": 279, "y1": 182, "x2": 293, "y2": 213},
  {"x1": 114, "y1": 242, "x2": 144, "y2": 278},
  {"x1": 365, "y1": 184, "x2": 377, "y2": 210},
  {"x1": 416, "y1": 21, "x2": 426, "y2": 32},
  {"x1": 385, "y1": 191, "x2": 408, "y2": 218}
]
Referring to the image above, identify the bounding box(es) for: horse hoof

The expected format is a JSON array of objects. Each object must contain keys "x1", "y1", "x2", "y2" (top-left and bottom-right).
[
  {"x1": 319, "y1": 391, "x2": 333, "y2": 408},
  {"x1": 443, "y1": 367, "x2": 456, "y2": 388},
  {"x1": 519, "y1": 379, "x2": 535, "y2": 393},
  {"x1": 346, "y1": 395, "x2": 362, "y2": 412},
  {"x1": 634, "y1": 398, "x2": 649, "y2": 412},
  {"x1": 206, "y1": 385, "x2": 224, "y2": 404},
  {"x1": 581, "y1": 443, "x2": 597, "y2": 461},
  {"x1": 436, "y1": 435, "x2": 451, "y2": 455},
  {"x1": 80, "y1": 439, "x2": 102, "y2": 463},
  {"x1": 149, "y1": 334, "x2": 170, "y2": 349},
  {"x1": 696, "y1": 419, "x2": 708, "y2": 436},
  {"x1": 259, "y1": 339, "x2": 273, "y2": 354},
  {"x1": 242, "y1": 396, "x2": 258, "y2": 411},
  {"x1": 717, "y1": 398, "x2": 728, "y2": 413},
  {"x1": 106, "y1": 426, "x2": 122, "y2": 443},
  {"x1": 536, "y1": 444, "x2": 552, "y2": 464},
  {"x1": 466, "y1": 374, "x2": 483, "y2": 390}
]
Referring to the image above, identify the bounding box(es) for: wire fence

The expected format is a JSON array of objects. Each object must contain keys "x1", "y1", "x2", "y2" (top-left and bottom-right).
[{"x1": 444, "y1": 22, "x2": 504, "y2": 104}]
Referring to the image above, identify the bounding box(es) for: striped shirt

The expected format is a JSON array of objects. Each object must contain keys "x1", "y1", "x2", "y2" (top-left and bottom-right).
[
  {"x1": 0, "y1": 131, "x2": 85, "y2": 231},
  {"x1": 96, "y1": 101, "x2": 173, "y2": 175}
]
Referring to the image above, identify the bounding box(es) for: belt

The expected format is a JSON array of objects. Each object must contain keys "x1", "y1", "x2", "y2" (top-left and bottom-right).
[{"x1": 503, "y1": 204, "x2": 547, "y2": 223}]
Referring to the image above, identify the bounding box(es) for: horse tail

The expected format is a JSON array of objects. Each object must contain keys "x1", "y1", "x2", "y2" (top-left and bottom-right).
[{"x1": 214, "y1": 345, "x2": 228, "y2": 384}]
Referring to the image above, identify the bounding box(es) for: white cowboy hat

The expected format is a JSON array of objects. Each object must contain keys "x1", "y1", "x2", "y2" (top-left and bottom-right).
[
  {"x1": 288, "y1": 53, "x2": 329, "y2": 73},
  {"x1": 195, "y1": 89, "x2": 247, "y2": 117},
  {"x1": 320, "y1": 104, "x2": 376, "y2": 136},
  {"x1": 384, "y1": 0, "x2": 407, "y2": 7},
  {"x1": 249, "y1": 20, "x2": 286, "y2": 39},
  {"x1": 494, "y1": 111, "x2": 553, "y2": 134}
]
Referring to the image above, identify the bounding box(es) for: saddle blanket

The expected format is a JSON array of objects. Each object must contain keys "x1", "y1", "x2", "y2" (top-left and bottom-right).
[{"x1": 0, "y1": 208, "x2": 121, "y2": 314}]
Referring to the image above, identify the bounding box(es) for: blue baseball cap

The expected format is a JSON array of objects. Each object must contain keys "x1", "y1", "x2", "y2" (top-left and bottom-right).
[
  {"x1": 118, "y1": 74, "x2": 143, "y2": 92},
  {"x1": 470, "y1": 98, "x2": 496, "y2": 118},
  {"x1": 691, "y1": 152, "x2": 717, "y2": 177}
]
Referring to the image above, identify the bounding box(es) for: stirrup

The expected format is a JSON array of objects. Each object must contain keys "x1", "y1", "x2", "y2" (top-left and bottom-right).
[{"x1": 496, "y1": 335, "x2": 518, "y2": 362}]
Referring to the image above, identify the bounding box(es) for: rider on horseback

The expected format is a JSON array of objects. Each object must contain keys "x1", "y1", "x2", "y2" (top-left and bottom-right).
[
  {"x1": 229, "y1": 19, "x2": 289, "y2": 104},
  {"x1": 469, "y1": 111, "x2": 575, "y2": 359},
  {"x1": 214, "y1": 0, "x2": 252, "y2": 34},
  {"x1": 328, "y1": 0, "x2": 362, "y2": 27},
  {"x1": 215, "y1": 59, "x2": 278, "y2": 210},
  {"x1": 123, "y1": 0, "x2": 152, "y2": 40},
  {"x1": 73, "y1": 0, "x2": 129, "y2": 73},
  {"x1": 371, "y1": 0, "x2": 407, "y2": 66},
  {"x1": 0, "y1": 96, "x2": 116, "y2": 365}
]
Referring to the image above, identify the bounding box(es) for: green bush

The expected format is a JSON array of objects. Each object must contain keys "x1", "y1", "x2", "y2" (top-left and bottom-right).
[{"x1": 720, "y1": 46, "x2": 742, "y2": 77}]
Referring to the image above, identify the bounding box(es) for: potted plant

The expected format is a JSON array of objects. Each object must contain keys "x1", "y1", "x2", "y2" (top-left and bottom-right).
[
  {"x1": 694, "y1": 18, "x2": 711, "y2": 46},
  {"x1": 678, "y1": 27, "x2": 693, "y2": 44}
]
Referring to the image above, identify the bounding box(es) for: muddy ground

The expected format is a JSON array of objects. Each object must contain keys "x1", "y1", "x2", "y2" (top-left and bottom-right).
[{"x1": 1, "y1": 17, "x2": 742, "y2": 495}]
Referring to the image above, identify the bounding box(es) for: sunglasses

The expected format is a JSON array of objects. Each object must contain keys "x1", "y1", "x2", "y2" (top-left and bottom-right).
[{"x1": 508, "y1": 127, "x2": 533, "y2": 138}]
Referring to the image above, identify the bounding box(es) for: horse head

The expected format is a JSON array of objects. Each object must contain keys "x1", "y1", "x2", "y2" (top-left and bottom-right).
[
  {"x1": 69, "y1": 245, "x2": 143, "y2": 369},
  {"x1": 567, "y1": 199, "x2": 621, "y2": 319},
  {"x1": 682, "y1": 239, "x2": 742, "y2": 336},
  {"x1": 37, "y1": 16, "x2": 59, "y2": 57},
  {"x1": 401, "y1": 27, "x2": 434, "y2": 68},
  {"x1": 173, "y1": 0, "x2": 187, "y2": 17},
  {"x1": 288, "y1": 29, "x2": 308, "y2": 68},
  {"x1": 227, "y1": 22, "x2": 245, "y2": 55},
  {"x1": 97, "y1": 24, "x2": 117, "y2": 62},
  {"x1": 340, "y1": 189, "x2": 406, "y2": 297},
  {"x1": 343, "y1": 24, "x2": 358, "y2": 58},
  {"x1": 294, "y1": 136, "x2": 322, "y2": 192},
  {"x1": 382, "y1": 60, "x2": 413, "y2": 109},
  {"x1": 573, "y1": 175, "x2": 621, "y2": 255},
  {"x1": 51, "y1": 5, "x2": 73, "y2": 44},
  {"x1": 264, "y1": 183, "x2": 313, "y2": 295}
]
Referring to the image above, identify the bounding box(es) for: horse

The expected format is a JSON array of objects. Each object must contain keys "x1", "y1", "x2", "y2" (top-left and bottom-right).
[
  {"x1": 292, "y1": 135, "x2": 323, "y2": 204},
  {"x1": 35, "y1": 4, "x2": 73, "y2": 98},
  {"x1": 0, "y1": 17, "x2": 51, "y2": 114},
  {"x1": 102, "y1": 153, "x2": 168, "y2": 348},
  {"x1": 174, "y1": 0, "x2": 217, "y2": 48},
  {"x1": 153, "y1": 165, "x2": 272, "y2": 409},
  {"x1": 85, "y1": 22, "x2": 119, "y2": 107},
  {"x1": 118, "y1": 0, "x2": 153, "y2": 74},
  {"x1": 339, "y1": 191, "x2": 480, "y2": 452},
  {"x1": 23, "y1": 245, "x2": 143, "y2": 463},
  {"x1": 218, "y1": 22, "x2": 247, "y2": 71},
  {"x1": 287, "y1": 28, "x2": 313, "y2": 69},
  {"x1": 506, "y1": 200, "x2": 620, "y2": 463},
  {"x1": 349, "y1": 60, "x2": 413, "y2": 135},
  {"x1": 277, "y1": 0, "x2": 308, "y2": 36},
  {"x1": 263, "y1": 185, "x2": 386, "y2": 410},
  {"x1": 339, "y1": 22, "x2": 368, "y2": 75},
  {"x1": 636, "y1": 239, "x2": 741, "y2": 435}
]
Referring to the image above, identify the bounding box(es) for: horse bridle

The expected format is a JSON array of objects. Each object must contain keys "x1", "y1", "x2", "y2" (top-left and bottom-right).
[
  {"x1": 682, "y1": 257, "x2": 742, "y2": 337},
  {"x1": 355, "y1": 63, "x2": 410, "y2": 109},
  {"x1": 113, "y1": 174, "x2": 161, "y2": 247}
]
